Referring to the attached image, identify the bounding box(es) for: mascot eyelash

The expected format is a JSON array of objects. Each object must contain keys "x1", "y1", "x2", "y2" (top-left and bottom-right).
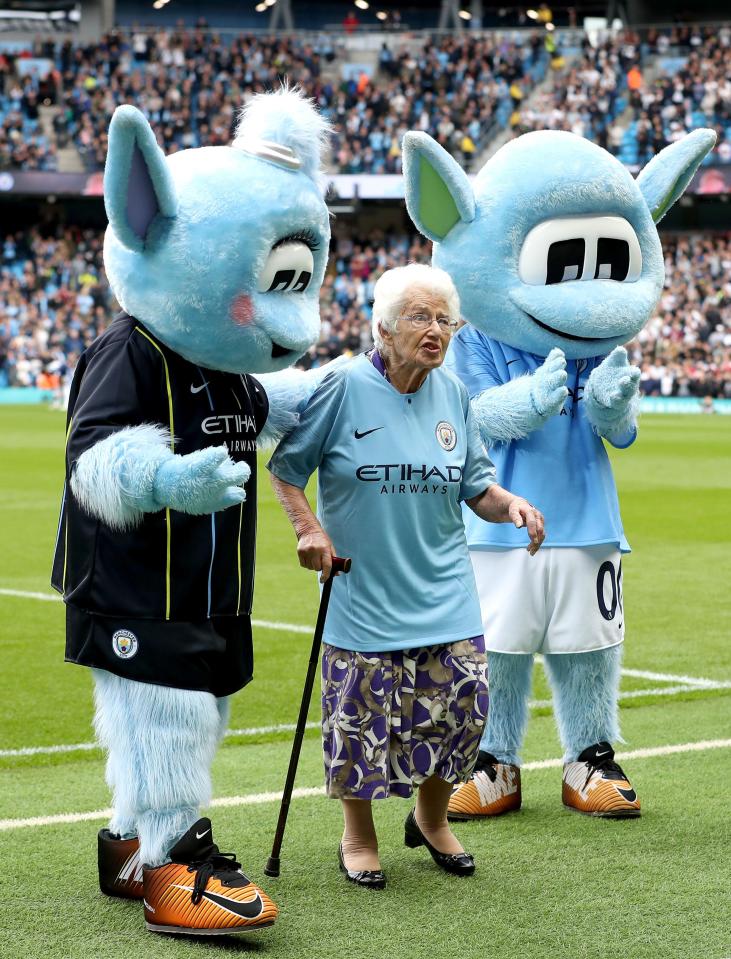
[{"x1": 274, "y1": 230, "x2": 322, "y2": 251}]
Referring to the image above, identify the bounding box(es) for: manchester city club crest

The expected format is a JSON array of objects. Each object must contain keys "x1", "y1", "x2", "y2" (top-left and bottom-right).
[
  {"x1": 435, "y1": 421, "x2": 457, "y2": 451},
  {"x1": 112, "y1": 629, "x2": 139, "y2": 659}
]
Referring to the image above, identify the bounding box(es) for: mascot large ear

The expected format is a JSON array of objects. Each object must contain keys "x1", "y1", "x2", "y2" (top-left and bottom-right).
[
  {"x1": 402, "y1": 132, "x2": 475, "y2": 243},
  {"x1": 104, "y1": 105, "x2": 178, "y2": 252},
  {"x1": 636, "y1": 128, "x2": 716, "y2": 223}
]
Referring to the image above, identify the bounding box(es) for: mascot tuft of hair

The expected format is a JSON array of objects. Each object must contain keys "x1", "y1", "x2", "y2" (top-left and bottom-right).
[
  {"x1": 51, "y1": 88, "x2": 332, "y2": 936},
  {"x1": 403, "y1": 126, "x2": 715, "y2": 820}
]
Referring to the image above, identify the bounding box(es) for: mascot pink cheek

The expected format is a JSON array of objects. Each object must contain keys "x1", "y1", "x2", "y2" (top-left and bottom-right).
[{"x1": 230, "y1": 294, "x2": 255, "y2": 326}]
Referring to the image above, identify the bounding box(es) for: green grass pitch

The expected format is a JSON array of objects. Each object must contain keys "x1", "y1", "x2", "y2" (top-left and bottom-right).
[{"x1": 0, "y1": 407, "x2": 729, "y2": 959}]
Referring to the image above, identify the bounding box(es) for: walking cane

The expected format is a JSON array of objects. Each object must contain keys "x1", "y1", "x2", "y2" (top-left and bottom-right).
[{"x1": 264, "y1": 555, "x2": 352, "y2": 878}]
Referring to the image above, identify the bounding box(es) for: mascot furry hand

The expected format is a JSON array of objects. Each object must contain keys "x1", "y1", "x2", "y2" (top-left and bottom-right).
[
  {"x1": 50, "y1": 89, "x2": 332, "y2": 936},
  {"x1": 403, "y1": 127, "x2": 715, "y2": 820}
]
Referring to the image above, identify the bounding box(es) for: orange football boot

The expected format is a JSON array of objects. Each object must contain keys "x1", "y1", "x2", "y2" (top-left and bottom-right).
[
  {"x1": 448, "y1": 752, "x2": 521, "y2": 820},
  {"x1": 562, "y1": 742, "x2": 641, "y2": 818},
  {"x1": 142, "y1": 818, "x2": 278, "y2": 936},
  {"x1": 98, "y1": 829, "x2": 144, "y2": 899}
]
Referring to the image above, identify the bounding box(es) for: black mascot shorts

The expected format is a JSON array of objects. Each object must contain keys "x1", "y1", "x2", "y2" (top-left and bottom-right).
[{"x1": 65, "y1": 605, "x2": 253, "y2": 697}]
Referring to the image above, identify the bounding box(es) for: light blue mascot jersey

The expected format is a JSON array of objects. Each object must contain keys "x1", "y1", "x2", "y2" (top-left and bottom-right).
[
  {"x1": 269, "y1": 354, "x2": 495, "y2": 651},
  {"x1": 446, "y1": 325, "x2": 633, "y2": 552}
]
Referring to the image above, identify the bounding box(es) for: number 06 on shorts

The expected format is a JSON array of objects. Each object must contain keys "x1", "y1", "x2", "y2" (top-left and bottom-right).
[{"x1": 470, "y1": 545, "x2": 625, "y2": 655}]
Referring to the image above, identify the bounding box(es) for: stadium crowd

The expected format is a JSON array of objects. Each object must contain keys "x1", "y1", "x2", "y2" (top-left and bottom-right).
[
  {"x1": 509, "y1": 25, "x2": 731, "y2": 164},
  {"x1": 2, "y1": 23, "x2": 731, "y2": 172},
  {"x1": 509, "y1": 31, "x2": 637, "y2": 151},
  {"x1": 0, "y1": 91, "x2": 58, "y2": 171},
  {"x1": 627, "y1": 26, "x2": 731, "y2": 165},
  {"x1": 2, "y1": 226, "x2": 729, "y2": 401},
  {"x1": 0, "y1": 28, "x2": 544, "y2": 174},
  {"x1": 330, "y1": 32, "x2": 544, "y2": 172}
]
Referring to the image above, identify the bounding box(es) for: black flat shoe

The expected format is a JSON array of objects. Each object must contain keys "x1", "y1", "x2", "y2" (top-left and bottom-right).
[
  {"x1": 404, "y1": 810, "x2": 475, "y2": 876},
  {"x1": 338, "y1": 843, "x2": 386, "y2": 890}
]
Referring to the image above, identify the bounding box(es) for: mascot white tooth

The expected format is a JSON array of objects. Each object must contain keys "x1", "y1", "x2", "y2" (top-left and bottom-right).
[
  {"x1": 403, "y1": 127, "x2": 715, "y2": 819},
  {"x1": 51, "y1": 89, "x2": 332, "y2": 936}
]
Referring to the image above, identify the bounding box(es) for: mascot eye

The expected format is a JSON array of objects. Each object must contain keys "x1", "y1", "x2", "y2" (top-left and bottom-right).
[
  {"x1": 546, "y1": 239, "x2": 585, "y2": 284},
  {"x1": 519, "y1": 216, "x2": 642, "y2": 285},
  {"x1": 594, "y1": 238, "x2": 630, "y2": 281},
  {"x1": 258, "y1": 241, "x2": 315, "y2": 294}
]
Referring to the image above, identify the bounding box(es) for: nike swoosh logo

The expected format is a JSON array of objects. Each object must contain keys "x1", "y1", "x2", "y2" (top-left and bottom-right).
[
  {"x1": 594, "y1": 750, "x2": 611, "y2": 758},
  {"x1": 143, "y1": 899, "x2": 156, "y2": 914},
  {"x1": 617, "y1": 787, "x2": 637, "y2": 803},
  {"x1": 191, "y1": 382, "x2": 209, "y2": 394},
  {"x1": 172, "y1": 884, "x2": 263, "y2": 920},
  {"x1": 200, "y1": 889, "x2": 263, "y2": 919},
  {"x1": 354, "y1": 427, "x2": 384, "y2": 439},
  {"x1": 195, "y1": 829, "x2": 211, "y2": 840},
  {"x1": 506, "y1": 359, "x2": 521, "y2": 366}
]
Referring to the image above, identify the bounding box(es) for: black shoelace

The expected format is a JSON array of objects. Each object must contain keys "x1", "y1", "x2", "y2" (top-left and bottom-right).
[
  {"x1": 475, "y1": 753, "x2": 498, "y2": 782},
  {"x1": 187, "y1": 852, "x2": 241, "y2": 904},
  {"x1": 584, "y1": 755, "x2": 625, "y2": 790}
]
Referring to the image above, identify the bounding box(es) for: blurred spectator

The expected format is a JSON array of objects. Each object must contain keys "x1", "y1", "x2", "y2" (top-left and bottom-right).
[
  {"x1": 2, "y1": 227, "x2": 729, "y2": 401},
  {"x1": 511, "y1": 32, "x2": 636, "y2": 145},
  {"x1": 627, "y1": 234, "x2": 731, "y2": 399},
  {"x1": 1, "y1": 28, "x2": 546, "y2": 175},
  {"x1": 0, "y1": 227, "x2": 112, "y2": 389},
  {"x1": 628, "y1": 25, "x2": 731, "y2": 164}
]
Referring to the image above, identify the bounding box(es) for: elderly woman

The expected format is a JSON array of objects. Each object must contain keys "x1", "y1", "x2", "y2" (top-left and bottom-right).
[{"x1": 268, "y1": 264, "x2": 544, "y2": 888}]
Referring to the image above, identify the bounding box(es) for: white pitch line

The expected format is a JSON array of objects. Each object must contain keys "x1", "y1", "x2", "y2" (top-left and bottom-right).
[
  {"x1": 0, "y1": 741, "x2": 101, "y2": 758},
  {"x1": 251, "y1": 619, "x2": 310, "y2": 635},
  {"x1": 530, "y1": 681, "x2": 731, "y2": 710},
  {"x1": 521, "y1": 738, "x2": 731, "y2": 771},
  {"x1": 2, "y1": 739, "x2": 730, "y2": 832},
  {"x1": 0, "y1": 722, "x2": 322, "y2": 759},
  {"x1": 6, "y1": 680, "x2": 731, "y2": 760},
  {"x1": 619, "y1": 667, "x2": 726, "y2": 688},
  {"x1": 0, "y1": 587, "x2": 311, "y2": 634},
  {"x1": 2, "y1": 585, "x2": 728, "y2": 759},
  {"x1": 0, "y1": 588, "x2": 61, "y2": 603},
  {"x1": 536, "y1": 658, "x2": 723, "y2": 690},
  {"x1": 2, "y1": 588, "x2": 724, "y2": 686}
]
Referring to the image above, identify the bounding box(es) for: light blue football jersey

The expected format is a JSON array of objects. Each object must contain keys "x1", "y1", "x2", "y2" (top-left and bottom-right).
[
  {"x1": 268, "y1": 353, "x2": 495, "y2": 652},
  {"x1": 445, "y1": 325, "x2": 633, "y2": 552}
]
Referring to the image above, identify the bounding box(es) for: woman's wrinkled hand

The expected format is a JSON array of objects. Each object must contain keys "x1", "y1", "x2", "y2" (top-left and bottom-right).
[
  {"x1": 507, "y1": 498, "x2": 545, "y2": 556},
  {"x1": 297, "y1": 526, "x2": 337, "y2": 583}
]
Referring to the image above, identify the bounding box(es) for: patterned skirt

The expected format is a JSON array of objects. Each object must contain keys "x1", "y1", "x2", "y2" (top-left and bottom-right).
[{"x1": 321, "y1": 637, "x2": 488, "y2": 800}]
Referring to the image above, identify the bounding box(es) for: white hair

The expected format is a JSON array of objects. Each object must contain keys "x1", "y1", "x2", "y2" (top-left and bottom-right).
[{"x1": 371, "y1": 264, "x2": 460, "y2": 350}]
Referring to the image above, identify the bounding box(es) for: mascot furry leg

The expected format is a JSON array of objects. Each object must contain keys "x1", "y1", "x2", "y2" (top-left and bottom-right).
[{"x1": 94, "y1": 672, "x2": 227, "y2": 865}]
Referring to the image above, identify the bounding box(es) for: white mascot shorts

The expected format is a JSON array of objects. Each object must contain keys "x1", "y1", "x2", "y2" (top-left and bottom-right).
[{"x1": 470, "y1": 545, "x2": 626, "y2": 655}]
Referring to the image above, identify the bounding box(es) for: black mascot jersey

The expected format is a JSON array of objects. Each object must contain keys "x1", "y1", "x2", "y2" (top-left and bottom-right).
[{"x1": 51, "y1": 314, "x2": 270, "y2": 696}]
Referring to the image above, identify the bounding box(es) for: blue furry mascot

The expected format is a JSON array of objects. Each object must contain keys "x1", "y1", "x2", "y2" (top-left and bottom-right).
[
  {"x1": 51, "y1": 89, "x2": 331, "y2": 936},
  {"x1": 402, "y1": 127, "x2": 715, "y2": 820}
]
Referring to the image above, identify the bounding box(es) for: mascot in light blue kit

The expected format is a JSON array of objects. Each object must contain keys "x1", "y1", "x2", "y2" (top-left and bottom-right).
[
  {"x1": 403, "y1": 126, "x2": 715, "y2": 820},
  {"x1": 51, "y1": 89, "x2": 332, "y2": 935}
]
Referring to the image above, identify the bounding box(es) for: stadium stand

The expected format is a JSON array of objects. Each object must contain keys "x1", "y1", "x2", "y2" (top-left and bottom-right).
[
  {"x1": 328, "y1": 32, "x2": 548, "y2": 172},
  {"x1": 622, "y1": 25, "x2": 731, "y2": 166},
  {"x1": 1, "y1": 24, "x2": 730, "y2": 171},
  {"x1": 0, "y1": 228, "x2": 108, "y2": 390},
  {"x1": 1, "y1": 20, "x2": 729, "y2": 401},
  {"x1": 0, "y1": 94, "x2": 58, "y2": 171},
  {"x1": 1, "y1": 27, "x2": 548, "y2": 174},
  {"x1": 2, "y1": 226, "x2": 729, "y2": 399},
  {"x1": 509, "y1": 31, "x2": 636, "y2": 151}
]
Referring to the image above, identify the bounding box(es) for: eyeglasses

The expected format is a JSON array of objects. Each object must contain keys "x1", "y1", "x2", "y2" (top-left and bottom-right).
[{"x1": 400, "y1": 313, "x2": 459, "y2": 332}]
